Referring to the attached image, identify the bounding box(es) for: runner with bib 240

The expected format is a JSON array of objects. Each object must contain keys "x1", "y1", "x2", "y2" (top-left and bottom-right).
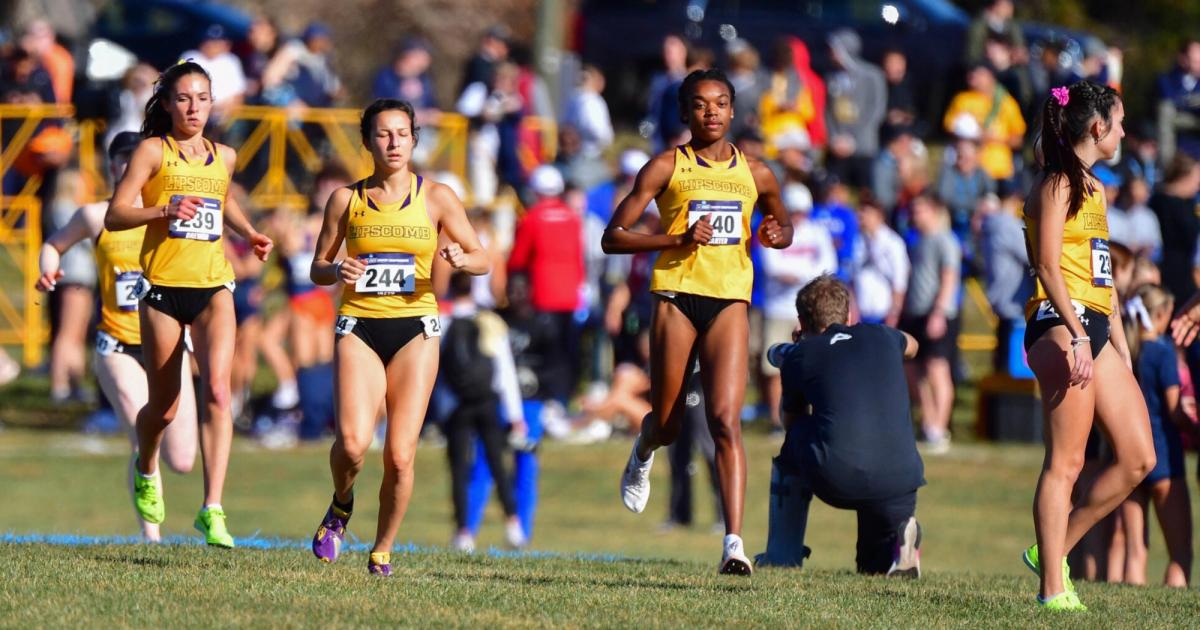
[
  {"x1": 308, "y1": 99, "x2": 490, "y2": 577},
  {"x1": 106, "y1": 61, "x2": 274, "y2": 548},
  {"x1": 602, "y1": 69, "x2": 792, "y2": 575}
]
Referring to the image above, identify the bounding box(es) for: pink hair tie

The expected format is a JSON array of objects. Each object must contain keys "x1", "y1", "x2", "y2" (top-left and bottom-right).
[{"x1": 1051, "y1": 86, "x2": 1070, "y2": 107}]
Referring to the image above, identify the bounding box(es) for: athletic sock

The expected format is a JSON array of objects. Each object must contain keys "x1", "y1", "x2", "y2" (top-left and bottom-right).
[{"x1": 333, "y1": 494, "x2": 354, "y2": 514}]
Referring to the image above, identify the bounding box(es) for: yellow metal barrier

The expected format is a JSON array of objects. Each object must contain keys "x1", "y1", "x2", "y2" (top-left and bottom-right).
[
  {"x1": 216, "y1": 107, "x2": 471, "y2": 210},
  {"x1": 0, "y1": 195, "x2": 46, "y2": 367}
]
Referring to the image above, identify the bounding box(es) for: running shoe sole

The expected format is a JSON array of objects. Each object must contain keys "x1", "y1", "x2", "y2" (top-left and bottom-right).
[{"x1": 887, "y1": 517, "x2": 921, "y2": 579}]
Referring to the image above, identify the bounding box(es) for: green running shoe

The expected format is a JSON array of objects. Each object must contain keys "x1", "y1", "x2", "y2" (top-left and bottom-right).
[
  {"x1": 132, "y1": 461, "x2": 165, "y2": 524},
  {"x1": 1037, "y1": 591, "x2": 1087, "y2": 612},
  {"x1": 1023, "y1": 544, "x2": 1074, "y2": 593},
  {"x1": 194, "y1": 506, "x2": 235, "y2": 548}
]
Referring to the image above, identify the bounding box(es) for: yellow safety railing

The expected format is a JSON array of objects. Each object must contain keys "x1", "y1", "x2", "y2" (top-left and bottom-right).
[
  {"x1": 0, "y1": 195, "x2": 46, "y2": 367},
  {"x1": 214, "y1": 107, "x2": 472, "y2": 210}
]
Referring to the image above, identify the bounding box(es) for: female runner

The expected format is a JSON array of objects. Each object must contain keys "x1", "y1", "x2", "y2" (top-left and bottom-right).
[
  {"x1": 37, "y1": 131, "x2": 198, "y2": 541},
  {"x1": 308, "y1": 99, "x2": 489, "y2": 576},
  {"x1": 602, "y1": 69, "x2": 791, "y2": 574},
  {"x1": 1020, "y1": 81, "x2": 1154, "y2": 610},
  {"x1": 107, "y1": 61, "x2": 273, "y2": 548}
]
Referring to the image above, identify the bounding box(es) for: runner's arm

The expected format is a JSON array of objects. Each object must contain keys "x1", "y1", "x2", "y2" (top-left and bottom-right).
[
  {"x1": 432, "y1": 182, "x2": 490, "y2": 275},
  {"x1": 106, "y1": 139, "x2": 169, "y2": 230},
  {"x1": 751, "y1": 159, "x2": 793, "y2": 249},
  {"x1": 36, "y1": 203, "x2": 104, "y2": 291},
  {"x1": 311, "y1": 186, "x2": 358, "y2": 286},
  {"x1": 602, "y1": 152, "x2": 690, "y2": 253}
]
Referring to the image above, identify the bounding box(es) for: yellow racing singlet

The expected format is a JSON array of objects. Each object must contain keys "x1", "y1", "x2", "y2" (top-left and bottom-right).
[
  {"x1": 139, "y1": 135, "x2": 234, "y2": 288},
  {"x1": 651, "y1": 144, "x2": 758, "y2": 301},
  {"x1": 1025, "y1": 189, "x2": 1113, "y2": 318},
  {"x1": 339, "y1": 175, "x2": 438, "y2": 318},
  {"x1": 95, "y1": 225, "x2": 147, "y2": 346}
]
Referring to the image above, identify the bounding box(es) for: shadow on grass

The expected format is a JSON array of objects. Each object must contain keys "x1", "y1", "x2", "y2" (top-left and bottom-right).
[{"x1": 421, "y1": 568, "x2": 750, "y2": 593}]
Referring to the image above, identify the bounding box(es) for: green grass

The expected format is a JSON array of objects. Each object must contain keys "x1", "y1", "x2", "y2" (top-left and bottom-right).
[{"x1": 1, "y1": 430, "x2": 1198, "y2": 627}]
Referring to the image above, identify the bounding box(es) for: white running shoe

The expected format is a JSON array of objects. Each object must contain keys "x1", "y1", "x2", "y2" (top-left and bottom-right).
[
  {"x1": 505, "y1": 519, "x2": 528, "y2": 549},
  {"x1": 719, "y1": 534, "x2": 753, "y2": 576},
  {"x1": 887, "y1": 517, "x2": 922, "y2": 579},
  {"x1": 620, "y1": 438, "x2": 654, "y2": 513},
  {"x1": 451, "y1": 532, "x2": 475, "y2": 553}
]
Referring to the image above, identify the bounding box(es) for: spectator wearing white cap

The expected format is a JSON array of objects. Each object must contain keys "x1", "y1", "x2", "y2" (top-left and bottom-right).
[
  {"x1": 182, "y1": 25, "x2": 248, "y2": 120},
  {"x1": 508, "y1": 165, "x2": 586, "y2": 403},
  {"x1": 760, "y1": 183, "x2": 837, "y2": 430}
]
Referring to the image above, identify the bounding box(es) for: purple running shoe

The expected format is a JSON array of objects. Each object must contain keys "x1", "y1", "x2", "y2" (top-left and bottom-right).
[
  {"x1": 311, "y1": 503, "x2": 352, "y2": 563},
  {"x1": 368, "y1": 552, "x2": 391, "y2": 576}
]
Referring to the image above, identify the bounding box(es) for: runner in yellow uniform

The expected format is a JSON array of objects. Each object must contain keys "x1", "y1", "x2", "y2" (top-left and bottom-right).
[
  {"x1": 106, "y1": 61, "x2": 273, "y2": 548},
  {"x1": 36, "y1": 132, "x2": 199, "y2": 542},
  {"x1": 1020, "y1": 81, "x2": 1154, "y2": 611},
  {"x1": 308, "y1": 99, "x2": 490, "y2": 576},
  {"x1": 602, "y1": 69, "x2": 792, "y2": 574}
]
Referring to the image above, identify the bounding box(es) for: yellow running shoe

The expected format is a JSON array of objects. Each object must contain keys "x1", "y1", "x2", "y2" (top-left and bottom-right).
[
  {"x1": 194, "y1": 506, "x2": 235, "y2": 548},
  {"x1": 132, "y1": 460, "x2": 165, "y2": 524},
  {"x1": 1023, "y1": 544, "x2": 1074, "y2": 593},
  {"x1": 1037, "y1": 591, "x2": 1087, "y2": 612}
]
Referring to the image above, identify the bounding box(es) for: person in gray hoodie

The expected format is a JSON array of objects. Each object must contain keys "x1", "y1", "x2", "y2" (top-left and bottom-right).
[{"x1": 824, "y1": 29, "x2": 887, "y2": 189}]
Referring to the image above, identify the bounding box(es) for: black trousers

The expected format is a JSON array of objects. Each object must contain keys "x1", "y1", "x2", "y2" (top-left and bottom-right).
[
  {"x1": 762, "y1": 457, "x2": 917, "y2": 574},
  {"x1": 667, "y1": 368, "x2": 722, "y2": 525},
  {"x1": 446, "y1": 399, "x2": 516, "y2": 529}
]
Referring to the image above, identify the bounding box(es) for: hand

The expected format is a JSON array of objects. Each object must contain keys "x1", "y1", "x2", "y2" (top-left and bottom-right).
[
  {"x1": 166, "y1": 196, "x2": 202, "y2": 221},
  {"x1": 925, "y1": 312, "x2": 947, "y2": 340},
  {"x1": 249, "y1": 232, "x2": 273, "y2": 262},
  {"x1": 1171, "y1": 294, "x2": 1200, "y2": 346},
  {"x1": 440, "y1": 243, "x2": 467, "y2": 270},
  {"x1": 35, "y1": 268, "x2": 64, "y2": 292},
  {"x1": 758, "y1": 215, "x2": 785, "y2": 248},
  {"x1": 336, "y1": 257, "x2": 366, "y2": 283},
  {"x1": 685, "y1": 214, "x2": 713, "y2": 246},
  {"x1": 1070, "y1": 340, "x2": 1094, "y2": 388}
]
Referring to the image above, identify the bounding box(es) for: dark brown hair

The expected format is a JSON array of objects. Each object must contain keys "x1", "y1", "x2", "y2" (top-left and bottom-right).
[{"x1": 1035, "y1": 80, "x2": 1120, "y2": 217}]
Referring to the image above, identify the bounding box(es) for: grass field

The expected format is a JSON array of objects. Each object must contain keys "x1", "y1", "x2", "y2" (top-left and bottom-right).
[{"x1": 2, "y1": 428, "x2": 1199, "y2": 627}]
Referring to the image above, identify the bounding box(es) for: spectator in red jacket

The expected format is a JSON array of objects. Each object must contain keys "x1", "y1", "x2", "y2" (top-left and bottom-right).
[{"x1": 508, "y1": 165, "x2": 585, "y2": 401}]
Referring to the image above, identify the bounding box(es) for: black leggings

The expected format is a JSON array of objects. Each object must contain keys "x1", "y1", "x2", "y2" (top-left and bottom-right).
[{"x1": 446, "y1": 399, "x2": 516, "y2": 529}]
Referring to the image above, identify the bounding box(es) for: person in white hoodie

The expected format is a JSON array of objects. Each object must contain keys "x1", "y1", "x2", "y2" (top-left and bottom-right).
[
  {"x1": 853, "y1": 193, "x2": 910, "y2": 326},
  {"x1": 760, "y1": 183, "x2": 837, "y2": 430}
]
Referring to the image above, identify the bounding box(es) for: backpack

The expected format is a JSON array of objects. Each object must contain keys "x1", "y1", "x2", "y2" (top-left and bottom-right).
[{"x1": 442, "y1": 316, "x2": 496, "y2": 403}]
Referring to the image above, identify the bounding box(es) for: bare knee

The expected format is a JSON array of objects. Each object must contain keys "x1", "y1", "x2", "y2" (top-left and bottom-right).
[
  {"x1": 336, "y1": 434, "x2": 371, "y2": 467},
  {"x1": 1044, "y1": 453, "x2": 1086, "y2": 486},
  {"x1": 204, "y1": 380, "x2": 232, "y2": 412},
  {"x1": 705, "y1": 407, "x2": 741, "y2": 445},
  {"x1": 383, "y1": 446, "x2": 416, "y2": 477}
]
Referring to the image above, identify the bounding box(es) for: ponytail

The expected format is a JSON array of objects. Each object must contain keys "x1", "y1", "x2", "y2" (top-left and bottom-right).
[
  {"x1": 141, "y1": 61, "x2": 212, "y2": 138},
  {"x1": 1034, "y1": 80, "x2": 1119, "y2": 217}
]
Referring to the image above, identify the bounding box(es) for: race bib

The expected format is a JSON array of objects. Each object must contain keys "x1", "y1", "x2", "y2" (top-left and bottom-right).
[
  {"x1": 115, "y1": 271, "x2": 143, "y2": 312},
  {"x1": 355, "y1": 253, "x2": 416, "y2": 295},
  {"x1": 168, "y1": 195, "x2": 223, "y2": 241},
  {"x1": 1034, "y1": 299, "x2": 1086, "y2": 322},
  {"x1": 334, "y1": 315, "x2": 357, "y2": 337},
  {"x1": 95, "y1": 330, "x2": 120, "y2": 357},
  {"x1": 687, "y1": 200, "x2": 743, "y2": 245},
  {"x1": 421, "y1": 315, "x2": 442, "y2": 339},
  {"x1": 1090, "y1": 238, "x2": 1112, "y2": 288}
]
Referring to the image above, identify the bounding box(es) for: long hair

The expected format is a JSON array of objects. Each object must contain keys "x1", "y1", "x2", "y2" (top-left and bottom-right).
[
  {"x1": 1124, "y1": 282, "x2": 1173, "y2": 370},
  {"x1": 1035, "y1": 80, "x2": 1119, "y2": 217},
  {"x1": 140, "y1": 61, "x2": 212, "y2": 138}
]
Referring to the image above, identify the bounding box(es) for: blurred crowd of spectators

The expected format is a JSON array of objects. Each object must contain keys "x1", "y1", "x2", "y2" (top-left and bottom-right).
[{"x1": 2, "y1": 3, "x2": 1200, "y2": 460}]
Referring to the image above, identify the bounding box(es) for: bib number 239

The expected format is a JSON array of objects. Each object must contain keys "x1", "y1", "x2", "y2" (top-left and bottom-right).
[
  {"x1": 355, "y1": 253, "x2": 416, "y2": 295},
  {"x1": 1090, "y1": 239, "x2": 1112, "y2": 288},
  {"x1": 688, "y1": 200, "x2": 743, "y2": 246},
  {"x1": 168, "y1": 195, "x2": 223, "y2": 242}
]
